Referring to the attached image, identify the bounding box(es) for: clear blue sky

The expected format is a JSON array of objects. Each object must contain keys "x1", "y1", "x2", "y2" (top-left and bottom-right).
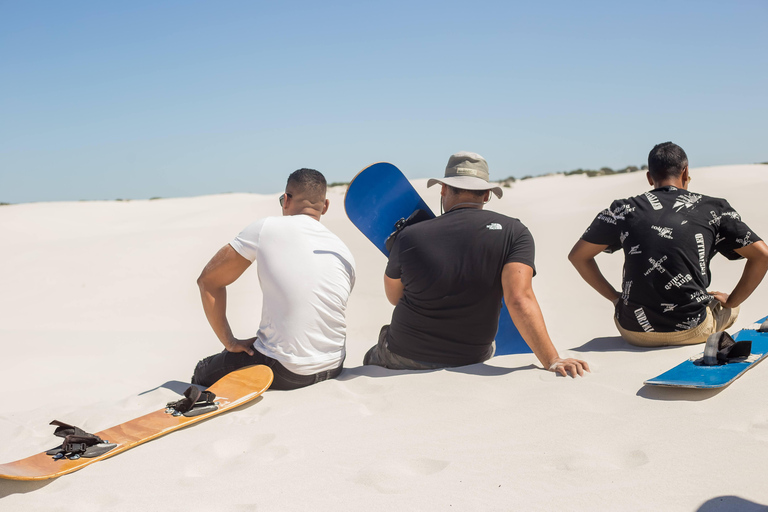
[{"x1": 1, "y1": 0, "x2": 766, "y2": 203}]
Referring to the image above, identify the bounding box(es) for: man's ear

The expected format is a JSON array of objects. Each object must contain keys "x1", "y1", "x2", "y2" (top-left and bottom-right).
[
  {"x1": 646, "y1": 171, "x2": 654, "y2": 186},
  {"x1": 321, "y1": 198, "x2": 329, "y2": 215},
  {"x1": 682, "y1": 166, "x2": 690, "y2": 187}
]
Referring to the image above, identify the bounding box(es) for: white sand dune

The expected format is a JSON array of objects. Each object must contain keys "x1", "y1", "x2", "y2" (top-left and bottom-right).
[{"x1": 1, "y1": 165, "x2": 768, "y2": 511}]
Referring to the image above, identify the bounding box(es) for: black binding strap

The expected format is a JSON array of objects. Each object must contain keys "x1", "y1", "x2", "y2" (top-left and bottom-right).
[
  {"x1": 702, "y1": 331, "x2": 752, "y2": 366},
  {"x1": 47, "y1": 420, "x2": 116, "y2": 459},
  {"x1": 166, "y1": 386, "x2": 217, "y2": 416},
  {"x1": 385, "y1": 209, "x2": 433, "y2": 253}
]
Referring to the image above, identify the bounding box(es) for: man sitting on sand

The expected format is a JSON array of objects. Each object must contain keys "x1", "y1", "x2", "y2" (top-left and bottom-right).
[
  {"x1": 568, "y1": 142, "x2": 768, "y2": 346},
  {"x1": 193, "y1": 168, "x2": 356, "y2": 389},
  {"x1": 363, "y1": 151, "x2": 589, "y2": 377}
]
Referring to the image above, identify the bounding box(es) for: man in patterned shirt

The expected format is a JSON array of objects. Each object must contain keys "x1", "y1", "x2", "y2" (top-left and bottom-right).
[{"x1": 568, "y1": 142, "x2": 768, "y2": 346}]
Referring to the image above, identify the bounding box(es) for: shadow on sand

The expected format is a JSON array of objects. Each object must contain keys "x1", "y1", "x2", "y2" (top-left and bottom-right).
[
  {"x1": 138, "y1": 380, "x2": 196, "y2": 396},
  {"x1": 636, "y1": 384, "x2": 722, "y2": 402},
  {"x1": 697, "y1": 495, "x2": 768, "y2": 511},
  {"x1": 337, "y1": 362, "x2": 536, "y2": 381},
  {"x1": 0, "y1": 478, "x2": 52, "y2": 499},
  {"x1": 572, "y1": 336, "x2": 681, "y2": 353}
]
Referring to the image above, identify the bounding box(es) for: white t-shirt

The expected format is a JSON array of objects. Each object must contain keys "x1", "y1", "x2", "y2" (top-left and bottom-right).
[{"x1": 229, "y1": 215, "x2": 355, "y2": 375}]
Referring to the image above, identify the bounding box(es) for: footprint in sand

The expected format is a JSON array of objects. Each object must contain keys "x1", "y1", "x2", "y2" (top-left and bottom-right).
[
  {"x1": 181, "y1": 433, "x2": 286, "y2": 479},
  {"x1": 749, "y1": 417, "x2": 768, "y2": 441},
  {"x1": 555, "y1": 449, "x2": 649, "y2": 471},
  {"x1": 214, "y1": 433, "x2": 288, "y2": 463},
  {"x1": 353, "y1": 458, "x2": 451, "y2": 494},
  {"x1": 330, "y1": 379, "x2": 398, "y2": 416}
]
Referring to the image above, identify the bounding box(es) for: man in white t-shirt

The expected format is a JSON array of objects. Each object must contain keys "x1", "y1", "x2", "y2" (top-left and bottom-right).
[{"x1": 192, "y1": 168, "x2": 356, "y2": 390}]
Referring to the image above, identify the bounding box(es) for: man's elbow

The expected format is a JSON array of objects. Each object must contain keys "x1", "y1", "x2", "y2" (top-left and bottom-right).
[
  {"x1": 746, "y1": 241, "x2": 768, "y2": 269},
  {"x1": 567, "y1": 247, "x2": 578, "y2": 266},
  {"x1": 755, "y1": 246, "x2": 768, "y2": 276},
  {"x1": 504, "y1": 291, "x2": 535, "y2": 312},
  {"x1": 567, "y1": 241, "x2": 586, "y2": 266},
  {"x1": 196, "y1": 272, "x2": 211, "y2": 291},
  {"x1": 756, "y1": 241, "x2": 768, "y2": 261}
]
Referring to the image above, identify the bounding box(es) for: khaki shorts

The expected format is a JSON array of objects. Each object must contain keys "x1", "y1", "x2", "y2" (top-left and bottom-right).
[{"x1": 615, "y1": 301, "x2": 739, "y2": 347}]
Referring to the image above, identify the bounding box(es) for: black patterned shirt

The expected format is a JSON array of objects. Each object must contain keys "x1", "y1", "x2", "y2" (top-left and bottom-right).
[{"x1": 582, "y1": 186, "x2": 761, "y2": 333}]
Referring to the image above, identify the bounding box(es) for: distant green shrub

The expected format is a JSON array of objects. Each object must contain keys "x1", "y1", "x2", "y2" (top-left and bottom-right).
[
  {"x1": 564, "y1": 165, "x2": 644, "y2": 178},
  {"x1": 502, "y1": 163, "x2": 646, "y2": 182},
  {"x1": 497, "y1": 176, "x2": 517, "y2": 188}
]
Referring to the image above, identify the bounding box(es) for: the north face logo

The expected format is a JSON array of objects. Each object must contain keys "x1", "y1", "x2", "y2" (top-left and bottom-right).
[{"x1": 486, "y1": 223, "x2": 502, "y2": 230}]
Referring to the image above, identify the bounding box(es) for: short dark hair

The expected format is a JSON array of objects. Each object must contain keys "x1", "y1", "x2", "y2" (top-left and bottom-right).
[
  {"x1": 447, "y1": 185, "x2": 486, "y2": 198},
  {"x1": 648, "y1": 142, "x2": 688, "y2": 181},
  {"x1": 287, "y1": 168, "x2": 327, "y2": 199}
]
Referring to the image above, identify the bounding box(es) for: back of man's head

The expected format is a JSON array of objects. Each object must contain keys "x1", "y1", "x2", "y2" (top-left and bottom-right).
[
  {"x1": 287, "y1": 168, "x2": 327, "y2": 203},
  {"x1": 446, "y1": 185, "x2": 486, "y2": 199},
  {"x1": 648, "y1": 142, "x2": 688, "y2": 182}
]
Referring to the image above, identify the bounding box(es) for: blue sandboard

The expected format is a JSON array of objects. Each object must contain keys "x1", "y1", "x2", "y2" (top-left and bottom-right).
[
  {"x1": 344, "y1": 162, "x2": 529, "y2": 356},
  {"x1": 344, "y1": 162, "x2": 432, "y2": 255},
  {"x1": 644, "y1": 316, "x2": 768, "y2": 389}
]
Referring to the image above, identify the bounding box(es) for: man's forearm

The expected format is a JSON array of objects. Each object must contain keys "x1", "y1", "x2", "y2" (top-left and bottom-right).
[
  {"x1": 199, "y1": 283, "x2": 235, "y2": 347},
  {"x1": 725, "y1": 257, "x2": 768, "y2": 308},
  {"x1": 505, "y1": 294, "x2": 560, "y2": 368},
  {"x1": 723, "y1": 241, "x2": 768, "y2": 308},
  {"x1": 570, "y1": 257, "x2": 619, "y2": 302}
]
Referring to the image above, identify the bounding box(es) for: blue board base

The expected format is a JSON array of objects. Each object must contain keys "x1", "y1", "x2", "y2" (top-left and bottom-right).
[
  {"x1": 644, "y1": 316, "x2": 768, "y2": 389},
  {"x1": 344, "y1": 162, "x2": 531, "y2": 356}
]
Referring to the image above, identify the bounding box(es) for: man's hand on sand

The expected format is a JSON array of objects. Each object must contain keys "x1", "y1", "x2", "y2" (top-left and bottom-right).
[
  {"x1": 548, "y1": 358, "x2": 590, "y2": 378},
  {"x1": 225, "y1": 337, "x2": 256, "y2": 356}
]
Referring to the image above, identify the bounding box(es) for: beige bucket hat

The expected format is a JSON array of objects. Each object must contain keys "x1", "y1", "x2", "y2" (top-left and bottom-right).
[{"x1": 427, "y1": 151, "x2": 503, "y2": 198}]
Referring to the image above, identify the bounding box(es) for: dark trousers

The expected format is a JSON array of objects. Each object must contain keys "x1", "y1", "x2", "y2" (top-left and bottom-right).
[
  {"x1": 363, "y1": 325, "x2": 457, "y2": 370},
  {"x1": 192, "y1": 349, "x2": 343, "y2": 391}
]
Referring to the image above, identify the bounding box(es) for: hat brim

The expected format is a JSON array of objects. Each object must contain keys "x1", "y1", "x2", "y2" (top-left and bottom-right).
[{"x1": 427, "y1": 176, "x2": 503, "y2": 199}]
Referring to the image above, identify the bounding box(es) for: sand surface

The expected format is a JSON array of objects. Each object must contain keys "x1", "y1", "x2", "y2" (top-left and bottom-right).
[{"x1": 1, "y1": 165, "x2": 768, "y2": 511}]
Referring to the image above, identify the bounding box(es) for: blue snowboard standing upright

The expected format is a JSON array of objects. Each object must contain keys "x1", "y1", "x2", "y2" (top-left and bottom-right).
[
  {"x1": 644, "y1": 316, "x2": 768, "y2": 389},
  {"x1": 344, "y1": 162, "x2": 530, "y2": 356}
]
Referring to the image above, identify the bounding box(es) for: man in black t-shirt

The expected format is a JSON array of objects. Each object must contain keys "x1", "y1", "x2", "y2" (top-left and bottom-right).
[
  {"x1": 569, "y1": 142, "x2": 768, "y2": 346},
  {"x1": 363, "y1": 151, "x2": 589, "y2": 377}
]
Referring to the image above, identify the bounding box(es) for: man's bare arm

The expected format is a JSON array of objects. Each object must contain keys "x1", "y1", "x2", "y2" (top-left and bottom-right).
[
  {"x1": 501, "y1": 262, "x2": 590, "y2": 377},
  {"x1": 197, "y1": 244, "x2": 254, "y2": 355},
  {"x1": 710, "y1": 240, "x2": 768, "y2": 308},
  {"x1": 568, "y1": 239, "x2": 620, "y2": 302},
  {"x1": 384, "y1": 275, "x2": 404, "y2": 306}
]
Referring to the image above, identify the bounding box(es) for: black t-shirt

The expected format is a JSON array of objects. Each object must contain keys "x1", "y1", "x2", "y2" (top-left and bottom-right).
[
  {"x1": 582, "y1": 186, "x2": 760, "y2": 332},
  {"x1": 385, "y1": 208, "x2": 536, "y2": 365}
]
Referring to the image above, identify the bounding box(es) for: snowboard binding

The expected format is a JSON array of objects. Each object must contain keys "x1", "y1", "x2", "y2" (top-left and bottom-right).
[
  {"x1": 46, "y1": 420, "x2": 117, "y2": 460},
  {"x1": 702, "y1": 331, "x2": 752, "y2": 366},
  {"x1": 165, "y1": 386, "x2": 218, "y2": 417}
]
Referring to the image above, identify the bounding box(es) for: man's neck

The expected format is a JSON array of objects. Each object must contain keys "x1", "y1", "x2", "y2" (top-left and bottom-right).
[
  {"x1": 648, "y1": 168, "x2": 689, "y2": 191},
  {"x1": 293, "y1": 210, "x2": 321, "y2": 221},
  {"x1": 447, "y1": 201, "x2": 484, "y2": 212},
  {"x1": 652, "y1": 180, "x2": 686, "y2": 190}
]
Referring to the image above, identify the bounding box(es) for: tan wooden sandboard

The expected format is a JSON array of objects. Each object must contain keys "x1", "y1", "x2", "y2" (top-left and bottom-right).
[{"x1": 0, "y1": 365, "x2": 273, "y2": 481}]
